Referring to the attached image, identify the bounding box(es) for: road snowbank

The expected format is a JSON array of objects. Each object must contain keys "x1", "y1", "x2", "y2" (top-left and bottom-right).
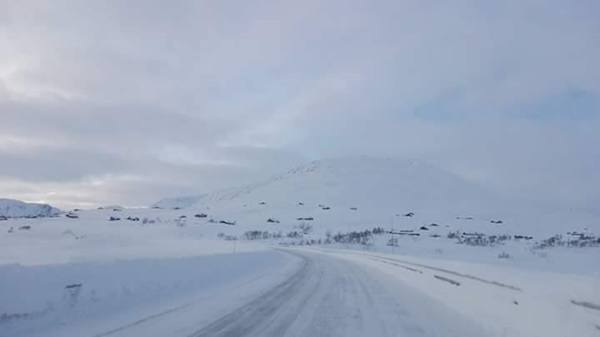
[
  {"x1": 0, "y1": 251, "x2": 301, "y2": 337},
  {"x1": 317, "y1": 248, "x2": 600, "y2": 337}
]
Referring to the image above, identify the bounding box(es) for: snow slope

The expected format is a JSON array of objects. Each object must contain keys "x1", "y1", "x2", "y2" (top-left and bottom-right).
[
  {"x1": 156, "y1": 156, "x2": 599, "y2": 236},
  {"x1": 313, "y1": 248, "x2": 600, "y2": 337},
  {"x1": 0, "y1": 199, "x2": 60, "y2": 218},
  {"x1": 165, "y1": 157, "x2": 497, "y2": 211},
  {"x1": 0, "y1": 251, "x2": 301, "y2": 337}
]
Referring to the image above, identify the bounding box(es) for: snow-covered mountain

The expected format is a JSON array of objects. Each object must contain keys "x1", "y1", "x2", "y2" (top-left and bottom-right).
[
  {"x1": 152, "y1": 156, "x2": 598, "y2": 235},
  {"x1": 156, "y1": 156, "x2": 500, "y2": 213},
  {"x1": 0, "y1": 199, "x2": 61, "y2": 218}
]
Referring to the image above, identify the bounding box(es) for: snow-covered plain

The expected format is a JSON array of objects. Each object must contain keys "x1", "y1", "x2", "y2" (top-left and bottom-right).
[{"x1": 1, "y1": 157, "x2": 598, "y2": 336}]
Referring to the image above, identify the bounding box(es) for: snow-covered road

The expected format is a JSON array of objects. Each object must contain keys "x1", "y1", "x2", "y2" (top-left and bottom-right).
[
  {"x1": 4, "y1": 247, "x2": 596, "y2": 337},
  {"x1": 189, "y1": 249, "x2": 483, "y2": 337}
]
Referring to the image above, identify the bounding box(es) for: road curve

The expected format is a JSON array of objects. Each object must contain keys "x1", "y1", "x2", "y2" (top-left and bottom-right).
[{"x1": 189, "y1": 249, "x2": 484, "y2": 337}]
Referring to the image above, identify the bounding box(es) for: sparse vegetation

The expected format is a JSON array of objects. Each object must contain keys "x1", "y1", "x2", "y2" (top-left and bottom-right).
[
  {"x1": 217, "y1": 232, "x2": 238, "y2": 240},
  {"x1": 330, "y1": 227, "x2": 385, "y2": 246},
  {"x1": 387, "y1": 237, "x2": 399, "y2": 247},
  {"x1": 534, "y1": 233, "x2": 600, "y2": 249},
  {"x1": 296, "y1": 223, "x2": 313, "y2": 234}
]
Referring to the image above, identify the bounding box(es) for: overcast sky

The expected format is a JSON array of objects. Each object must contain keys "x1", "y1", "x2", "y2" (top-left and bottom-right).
[{"x1": 1, "y1": 0, "x2": 599, "y2": 209}]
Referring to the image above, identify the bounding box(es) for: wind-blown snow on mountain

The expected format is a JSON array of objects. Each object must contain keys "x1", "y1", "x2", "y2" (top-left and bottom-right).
[
  {"x1": 162, "y1": 157, "x2": 498, "y2": 212},
  {"x1": 0, "y1": 199, "x2": 61, "y2": 218},
  {"x1": 154, "y1": 157, "x2": 597, "y2": 235}
]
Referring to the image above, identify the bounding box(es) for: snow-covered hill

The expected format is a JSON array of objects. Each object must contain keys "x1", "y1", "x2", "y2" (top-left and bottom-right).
[
  {"x1": 0, "y1": 199, "x2": 60, "y2": 218},
  {"x1": 153, "y1": 156, "x2": 596, "y2": 235},
  {"x1": 158, "y1": 157, "x2": 499, "y2": 211}
]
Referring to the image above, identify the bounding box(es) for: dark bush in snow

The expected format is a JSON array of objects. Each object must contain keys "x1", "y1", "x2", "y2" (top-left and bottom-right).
[
  {"x1": 331, "y1": 228, "x2": 381, "y2": 246},
  {"x1": 287, "y1": 231, "x2": 302, "y2": 238},
  {"x1": 534, "y1": 233, "x2": 600, "y2": 249},
  {"x1": 296, "y1": 223, "x2": 313, "y2": 234},
  {"x1": 244, "y1": 230, "x2": 271, "y2": 240},
  {"x1": 217, "y1": 232, "x2": 238, "y2": 240},
  {"x1": 453, "y1": 232, "x2": 511, "y2": 247},
  {"x1": 372, "y1": 227, "x2": 385, "y2": 234},
  {"x1": 194, "y1": 213, "x2": 208, "y2": 218},
  {"x1": 448, "y1": 231, "x2": 461, "y2": 239},
  {"x1": 267, "y1": 218, "x2": 280, "y2": 223}
]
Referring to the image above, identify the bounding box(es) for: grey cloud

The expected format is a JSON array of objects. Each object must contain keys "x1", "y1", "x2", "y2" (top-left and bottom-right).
[{"x1": 0, "y1": 0, "x2": 599, "y2": 208}]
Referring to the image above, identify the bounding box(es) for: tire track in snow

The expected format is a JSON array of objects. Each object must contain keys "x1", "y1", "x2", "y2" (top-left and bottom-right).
[
  {"x1": 368, "y1": 254, "x2": 522, "y2": 291},
  {"x1": 188, "y1": 249, "x2": 484, "y2": 337}
]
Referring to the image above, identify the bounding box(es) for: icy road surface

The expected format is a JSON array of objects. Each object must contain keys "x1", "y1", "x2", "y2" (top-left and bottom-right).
[{"x1": 188, "y1": 249, "x2": 483, "y2": 337}]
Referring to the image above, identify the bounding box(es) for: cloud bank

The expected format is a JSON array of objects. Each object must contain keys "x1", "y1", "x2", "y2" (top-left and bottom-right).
[{"x1": 1, "y1": 0, "x2": 599, "y2": 209}]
